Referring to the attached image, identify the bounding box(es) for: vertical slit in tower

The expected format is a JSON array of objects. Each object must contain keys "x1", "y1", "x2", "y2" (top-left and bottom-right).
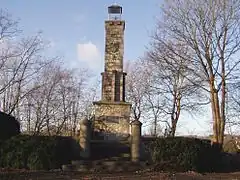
[
  {"x1": 122, "y1": 73, "x2": 126, "y2": 102},
  {"x1": 114, "y1": 71, "x2": 121, "y2": 101}
]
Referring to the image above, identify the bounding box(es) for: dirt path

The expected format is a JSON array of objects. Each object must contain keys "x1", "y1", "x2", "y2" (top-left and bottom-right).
[{"x1": 1, "y1": 171, "x2": 240, "y2": 180}]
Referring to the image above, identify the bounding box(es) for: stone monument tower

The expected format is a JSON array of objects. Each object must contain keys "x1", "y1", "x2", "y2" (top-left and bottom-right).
[{"x1": 93, "y1": 4, "x2": 131, "y2": 139}]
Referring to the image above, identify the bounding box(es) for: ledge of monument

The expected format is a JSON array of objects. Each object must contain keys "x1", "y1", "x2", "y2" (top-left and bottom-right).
[
  {"x1": 130, "y1": 120, "x2": 142, "y2": 126},
  {"x1": 80, "y1": 118, "x2": 90, "y2": 125},
  {"x1": 93, "y1": 100, "x2": 131, "y2": 106}
]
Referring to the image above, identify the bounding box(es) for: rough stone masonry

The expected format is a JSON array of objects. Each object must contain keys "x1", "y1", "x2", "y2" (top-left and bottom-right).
[{"x1": 93, "y1": 7, "x2": 131, "y2": 139}]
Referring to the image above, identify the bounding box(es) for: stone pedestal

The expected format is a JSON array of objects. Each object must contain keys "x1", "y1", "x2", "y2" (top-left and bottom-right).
[
  {"x1": 93, "y1": 101, "x2": 131, "y2": 140},
  {"x1": 79, "y1": 118, "x2": 91, "y2": 159},
  {"x1": 130, "y1": 120, "x2": 142, "y2": 162}
]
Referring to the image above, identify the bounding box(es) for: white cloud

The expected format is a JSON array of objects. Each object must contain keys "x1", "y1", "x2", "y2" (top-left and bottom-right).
[
  {"x1": 77, "y1": 41, "x2": 102, "y2": 70},
  {"x1": 77, "y1": 41, "x2": 99, "y2": 60}
]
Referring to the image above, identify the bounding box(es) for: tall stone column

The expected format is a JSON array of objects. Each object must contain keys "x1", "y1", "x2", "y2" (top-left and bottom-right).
[
  {"x1": 130, "y1": 120, "x2": 142, "y2": 163},
  {"x1": 79, "y1": 118, "x2": 91, "y2": 159},
  {"x1": 92, "y1": 5, "x2": 131, "y2": 138}
]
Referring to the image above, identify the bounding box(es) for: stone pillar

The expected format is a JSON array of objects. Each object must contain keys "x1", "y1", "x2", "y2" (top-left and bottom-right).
[
  {"x1": 130, "y1": 120, "x2": 142, "y2": 163},
  {"x1": 79, "y1": 118, "x2": 91, "y2": 159}
]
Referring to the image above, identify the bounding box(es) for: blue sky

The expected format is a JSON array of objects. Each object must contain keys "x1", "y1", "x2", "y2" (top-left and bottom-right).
[
  {"x1": 1, "y1": 0, "x2": 214, "y2": 135},
  {"x1": 1, "y1": 0, "x2": 160, "y2": 71}
]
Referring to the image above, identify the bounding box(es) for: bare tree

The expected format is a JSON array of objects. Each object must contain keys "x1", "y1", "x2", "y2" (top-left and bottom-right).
[
  {"x1": 0, "y1": 9, "x2": 21, "y2": 98},
  {"x1": 225, "y1": 81, "x2": 240, "y2": 132},
  {"x1": 0, "y1": 9, "x2": 52, "y2": 120},
  {"x1": 125, "y1": 60, "x2": 151, "y2": 122},
  {"x1": 19, "y1": 61, "x2": 97, "y2": 136},
  {"x1": 0, "y1": 10, "x2": 19, "y2": 41},
  {"x1": 145, "y1": 122, "x2": 164, "y2": 137},
  {"x1": 144, "y1": 43, "x2": 205, "y2": 137},
  {"x1": 0, "y1": 35, "x2": 49, "y2": 115},
  {"x1": 126, "y1": 60, "x2": 166, "y2": 136},
  {"x1": 0, "y1": 8, "x2": 99, "y2": 136},
  {"x1": 144, "y1": 91, "x2": 164, "y2": 137},
  {"x1": 154, "y1": 0, "x2": 240, "y2": 146}
]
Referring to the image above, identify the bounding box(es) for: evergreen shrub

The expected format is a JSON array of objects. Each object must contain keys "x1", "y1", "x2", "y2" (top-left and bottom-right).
[
  {"x1": 149, "y1": 137, "x2": 221, "y2": 172},
  {"x1": 0, "y1": 112, "x2": 20, "y2": 141},
  {"x1": 0, "y1": 135, "x2": 80, "y2": 170}
]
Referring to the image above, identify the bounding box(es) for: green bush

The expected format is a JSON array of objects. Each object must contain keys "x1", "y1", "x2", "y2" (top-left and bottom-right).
[
  {"x1": 149, "y1": 137, "x2": 221, "y2": 172},
  {"x1": 0, "y1": 112, "x2": 20, "y2": 141},
  {"x1": 0, "y1": 135, "x2": 81, "y2": 170}
]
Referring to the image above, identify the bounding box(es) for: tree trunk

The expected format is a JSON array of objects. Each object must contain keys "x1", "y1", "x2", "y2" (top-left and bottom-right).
[
  {"x1": 210, "y1": 85, "x2": 224, "y2": 148},
  {"x1": 170, "y1": 120, "x2": 177, "y2": 137}
]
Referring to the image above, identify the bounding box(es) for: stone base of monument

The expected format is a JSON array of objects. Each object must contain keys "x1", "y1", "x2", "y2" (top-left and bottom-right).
[
  {"x1": 61, "y1": 164, "x2": 73, "y2": 171},
  {"x1": 62, "y1": 159, "x2": 151, "y2": 172},
  {"x1": 61, "y1": 140, "x2": 152, "y2": 173}
]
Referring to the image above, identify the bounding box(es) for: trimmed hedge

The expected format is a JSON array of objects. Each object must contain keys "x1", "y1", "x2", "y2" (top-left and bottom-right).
[
  {"x1": 0, "y1": 135, "x2": 81, "y2": 170},
  {"x1": 0, "y1": 112, "x2": 20, "y2": 141},
  {"x1": 148, "y1": 137, "x2": 221, "y2": 172}
]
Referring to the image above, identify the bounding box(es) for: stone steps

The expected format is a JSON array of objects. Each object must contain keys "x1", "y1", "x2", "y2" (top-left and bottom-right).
[
  {"x1": 61, "y1": 138, "x2": 152, "y2": 173},
  {"x1": 62, "y1": 151, "x2": 151, "y2": 172},
  {"x1": 62, "y1": 159, "x2": 151, "y2": 172},
  {"x1": 90, "y1": 141, "x2": 131, "y2": 160}
]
